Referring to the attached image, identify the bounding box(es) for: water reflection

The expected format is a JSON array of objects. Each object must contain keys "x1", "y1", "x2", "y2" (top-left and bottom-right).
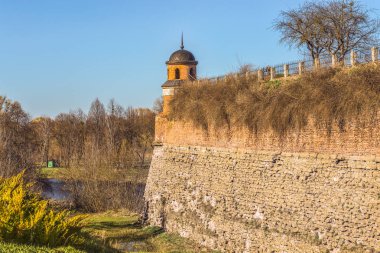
[{"x1": 41, "y1": 178, "x2": 70, "y2": 200}]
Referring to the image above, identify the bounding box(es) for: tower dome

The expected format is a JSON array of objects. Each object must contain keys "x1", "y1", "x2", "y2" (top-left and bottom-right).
[
  {"x1": 166, "y1": 49, "x2": 197, "y2": 65},
  {"x1": 166, "y1": 35, "x2": 198, "y2": 65}
]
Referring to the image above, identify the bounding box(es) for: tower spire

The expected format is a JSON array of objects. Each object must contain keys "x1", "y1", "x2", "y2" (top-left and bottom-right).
[{"x1": 180, "y1": 33, "x2": 184, "y2": 50}]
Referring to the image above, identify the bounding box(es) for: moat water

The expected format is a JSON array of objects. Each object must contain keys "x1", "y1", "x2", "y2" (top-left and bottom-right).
[{"x1": 41, "y1": 178, "x2": 70, "y2": 200}]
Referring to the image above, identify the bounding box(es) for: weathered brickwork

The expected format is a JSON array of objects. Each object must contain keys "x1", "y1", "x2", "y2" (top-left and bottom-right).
[
  {"x1": 154, "y1": 114, "x2": 380, "y2": 156},
  {"x1": 162, "y1": 94, "x2": 173, "y2": 116},
  {"x1": 145, "y1": 116, "x2": 380, "y2": 252}
]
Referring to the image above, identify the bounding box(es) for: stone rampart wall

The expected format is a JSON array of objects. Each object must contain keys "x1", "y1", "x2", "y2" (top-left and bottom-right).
[{"x1": 144, "y1": 115, "x2": 380, "y2": 252}]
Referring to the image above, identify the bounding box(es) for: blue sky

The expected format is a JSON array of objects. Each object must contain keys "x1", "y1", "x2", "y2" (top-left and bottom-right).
[{"x1": 0, "y1": 0, "x2": 379, "y2": 117}]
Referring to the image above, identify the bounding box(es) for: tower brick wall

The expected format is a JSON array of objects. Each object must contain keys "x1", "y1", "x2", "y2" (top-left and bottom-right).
[{"x1": 167, "y1": 64, "x2": 197, "y2": 80}]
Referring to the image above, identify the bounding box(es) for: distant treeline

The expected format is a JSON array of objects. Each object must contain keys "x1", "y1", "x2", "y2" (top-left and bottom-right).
[
  {"x1": 0, "y1": 97, "x2": 156, "y2": 177},
  {"x1": 0, "y1": 97, "x2": 157, "y2": 212}
]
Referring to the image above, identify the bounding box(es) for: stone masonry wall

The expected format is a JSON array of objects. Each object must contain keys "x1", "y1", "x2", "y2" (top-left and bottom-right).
[{"x1": 144, "y1": 115, "x2": 380, "y2": 253}]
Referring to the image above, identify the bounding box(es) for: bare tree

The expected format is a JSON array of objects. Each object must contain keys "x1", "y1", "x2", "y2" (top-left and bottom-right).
[
  {"x1": 274, "y1": 2, "x2": 326, "y2": 60},
  {"x1": 0, "y1": 97, "x2": 35, "y2": 177},
  {"x1": 105, "y1": 99, "x2": 131, "y2": 168},
  {"x1": 153, "y1": 97, "x2": 163, "y2": 114},
  {"x1": 53, "y1": 112, "x2": 85, "y2": 168},
  {"x1": 318, "y1": 0, "x2": 379, "y2": 60},
  {"x1": 87, "y1": 98, "x2": 106, "y2": 151},
  {"x1": 133, "y1": 108, "x2": 155, "y2": 168},
  {"x1": 32, "y1": 117, "x2": 53, "y2": 167},
  {"x1": 274, "y1": 0, "x2": 379, "y2": 60}
]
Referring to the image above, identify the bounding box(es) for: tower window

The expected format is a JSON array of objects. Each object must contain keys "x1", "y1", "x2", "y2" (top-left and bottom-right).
[
  {"x1": 175, "y1": 68, "x2": 180, "y2": 79},
  {"x1": 189, "y1": 68, "x2": 195, "y2": 79}
]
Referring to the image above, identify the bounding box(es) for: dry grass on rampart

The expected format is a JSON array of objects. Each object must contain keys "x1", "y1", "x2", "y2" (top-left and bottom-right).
[{"x1": 169, "y1": 64, "x2": 380, "y2": 135}]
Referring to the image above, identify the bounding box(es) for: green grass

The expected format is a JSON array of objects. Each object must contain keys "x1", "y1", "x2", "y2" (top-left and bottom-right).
[
  {"x1": 0, "y1": 210, "x2": 217, "y2": 253},
  {"x1": 80, "y1": 210, "x2": 217, "y2": 253},
  {"x1": 39, "y1": 167, "x2": 63, "y2": 179},
  {"x1": 40, "y1": 167, "x2": 149, "y2": 184},
  {"x1": 0, "y1": 242, "x2": 84, "y2": 253}
]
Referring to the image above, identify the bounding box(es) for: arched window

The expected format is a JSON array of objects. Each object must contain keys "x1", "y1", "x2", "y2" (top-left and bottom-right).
[
  {"x1": 175, "y1": 68, "x2": 180, "y2": 79},
  {"x1": 189, "y1": 68, "x2": 195, "y2": 79}
]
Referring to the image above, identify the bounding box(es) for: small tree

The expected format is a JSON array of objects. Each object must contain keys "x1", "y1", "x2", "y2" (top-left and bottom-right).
[
  {"x1": 87, "y1": 98, "x2": 106, "y2": 151},
  {"x1": 153, "y1": 97, "x2": 163, "y2": 114},
  {"x1": 32, "y1": 117, "x2": 53, "y2": 167}
]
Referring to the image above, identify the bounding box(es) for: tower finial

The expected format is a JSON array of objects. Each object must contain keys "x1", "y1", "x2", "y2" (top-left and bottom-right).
[{"x1": 180, "y1": 33, "x2": 184, "y2": 50}]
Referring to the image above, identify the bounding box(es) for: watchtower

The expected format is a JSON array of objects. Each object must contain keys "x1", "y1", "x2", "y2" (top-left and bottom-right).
[{"x1": 161, "y1": 35, "x2": 198, "y2": 115}]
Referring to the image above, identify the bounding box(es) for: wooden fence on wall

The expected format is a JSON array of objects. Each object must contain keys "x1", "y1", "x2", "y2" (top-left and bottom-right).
[{"x1": 196, "y1": 47, "x2": 379, "y2": 84}]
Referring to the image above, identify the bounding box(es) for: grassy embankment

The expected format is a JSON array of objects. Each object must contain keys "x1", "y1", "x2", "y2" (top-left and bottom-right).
[
  {"x1": 0, "y1": 210, "x2": 213, "y2": 253},
  {"x1": 81, "y1": 210, "x2": 214, "y2": 252},
  {"x1": 30, "y1": 168, "x2": 214, "y2": 253}
]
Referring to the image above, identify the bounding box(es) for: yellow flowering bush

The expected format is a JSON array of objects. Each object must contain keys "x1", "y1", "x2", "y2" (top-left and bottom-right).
[{"x1": 0, "y1": 171, "x2": 85, "y2": 247}]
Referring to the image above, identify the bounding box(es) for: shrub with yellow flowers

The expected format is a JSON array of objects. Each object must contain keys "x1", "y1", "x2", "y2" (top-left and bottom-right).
[{"x1": 0, "y1": 171, "x2": 85, "y2": 247}]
